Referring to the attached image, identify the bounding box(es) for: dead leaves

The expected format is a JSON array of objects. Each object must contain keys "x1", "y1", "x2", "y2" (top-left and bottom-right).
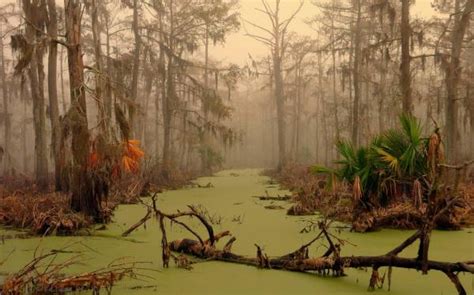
[
  {"x1": 121, "y1": 139, "x2": 145, "y2": 174},
  {"x1": 88, "y1": 139, "x2": 145, "y2": 176}
]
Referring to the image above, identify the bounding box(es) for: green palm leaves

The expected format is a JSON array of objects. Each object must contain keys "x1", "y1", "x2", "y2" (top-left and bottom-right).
[
  {"x1": 312, "y1": 114, "x2": 431, "y2": 203},
  {"x1": 375, "y1": 114, "x2": 427, "y2": 177}
]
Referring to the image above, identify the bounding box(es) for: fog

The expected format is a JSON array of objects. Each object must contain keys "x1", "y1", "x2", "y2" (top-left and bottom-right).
[{"x1": 0, "y1": 0, "x2": 472, "y2": 179}]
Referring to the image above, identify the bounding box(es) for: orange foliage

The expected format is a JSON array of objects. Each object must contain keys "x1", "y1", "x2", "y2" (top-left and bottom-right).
[
  {"x1": 121, "y1": 140, "x2": 145, "y2": 173},
  {"x1": 87, "y1": 139, "x2": 145, "y2": 176}
]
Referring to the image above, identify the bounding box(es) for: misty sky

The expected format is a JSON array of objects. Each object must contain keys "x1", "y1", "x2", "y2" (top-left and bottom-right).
[
  {"x1": 0, "y1": 0, "x2": 437, "y2": 66},
  {"x1": 213, "y1": 0, "x2": 436, "y2": 65}
]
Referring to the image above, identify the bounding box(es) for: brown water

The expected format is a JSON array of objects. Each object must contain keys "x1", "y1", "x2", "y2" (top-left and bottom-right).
[{"x1": 1, "y1": 169, "x2": 472, "y2": 294}]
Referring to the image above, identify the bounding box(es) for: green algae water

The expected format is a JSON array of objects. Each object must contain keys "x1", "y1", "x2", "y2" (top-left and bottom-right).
[{"x1": 1, "y1": 169, "x2": 472, "y2": 294}]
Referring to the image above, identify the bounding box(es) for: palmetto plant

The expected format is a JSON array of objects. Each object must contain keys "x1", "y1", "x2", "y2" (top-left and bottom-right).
[{"x1": 312, "y1": 114, "x2": 432, "y2": 206}]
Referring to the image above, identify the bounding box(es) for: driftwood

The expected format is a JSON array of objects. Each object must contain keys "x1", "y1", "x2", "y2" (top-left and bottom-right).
[{"x1": 130, "y1": 195, "x2": 473, "y2": 295}]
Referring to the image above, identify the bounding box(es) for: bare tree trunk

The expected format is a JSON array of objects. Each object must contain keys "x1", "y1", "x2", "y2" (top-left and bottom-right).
[
  {"x1": 351, "y1": 0, "x2": 362, "y2": 147},
  {"x1": 60, "y1": 45, "x2": 67, "y2": 113},
  {"x1": 142, "y1": 60, "x2": 153, "y2": 152},
  {"x1": 91, "y1": 0, "x2": 108, "y2": 138},
  {"x1": 155, "y1": 8, "x2": 165, "y2": 158},
  {"x1": 400, "y1": 0, "x2": 412, "y2": 114},
  {"x1": 22, "y1": 91, "x2": 29, "y2": 174},
  {"x1": 295, "y1": 65, "x2": 302, "y2": 161},
  {"x1": 162, "y1": 0, "x2": 174, "y2": 177},
  {"x1": 274, "y1": 46, "x2": 286, "y2": 169},
  {"x1": 64, "y1": 0, "x2": 100, "y2": 219},
  {"x1": 47, "y1": 0, "x2": 62, "y2": 191},
  {"x1": 104, "y1": 12, "x2": 112, "y2": 121},
  {"x1": 130, "y1": 0, "x2": 141, "y2": 136},
  {"x1": 154, "y1": 78, "x2": 161, "y2": 157},
  {"x1": 162, "y1": 55, "x2": 173, "y2": 176},
  {"x1": 445, "y1": 0, "x2": 473, "y2": 163},
  {"x1": 200, "y1": 24, "x2": 211, "y2": 174},
  {"x1": 378, "y1": 73, "x2": 386, "y2": 133},
  {"x1": 330, "y1": 3, "x2": 340, "y2": 144},
  {"x1": 0, "y1": 36, "x2": 10, "y2": 175},
  {"x1": 23, "y1": 0, "x2": 49, "y2": 189}
]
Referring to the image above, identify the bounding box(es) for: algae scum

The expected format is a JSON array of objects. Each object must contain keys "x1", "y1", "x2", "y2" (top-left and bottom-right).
[{"x1": 1, "y1": 170, "x2": 472, "y2": 294}]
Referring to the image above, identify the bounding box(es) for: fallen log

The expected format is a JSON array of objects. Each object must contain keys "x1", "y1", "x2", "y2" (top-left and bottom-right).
[
  {"x1": 123, "y1": 195, "x2": 473, "y2": 294},
  {"x1": 168, "y1": 224, "x2": 473, "y2": 294},
  {"x1": 156, "y1": 201, "x2": 472, "y2": 295}
]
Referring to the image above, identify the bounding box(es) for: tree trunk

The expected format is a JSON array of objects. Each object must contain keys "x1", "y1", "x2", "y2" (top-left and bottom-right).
[
  {"x1": 0, "y1": 36, "x2": 10, "y2": 175},
  {"x1": 91, "y1": 0, "x2": 109, "y2": 138},
  {"x1": 22, "y1": 92, "x2": 29, "y2": 174},
  {"x1": 64, "y1": 0, "x2": 100, "y2": 219},
  {"x1": 162, "y1": 54, "x2": 173, "y2": 176},
  {"x1": 23, "y1": 0, "x2": 49, "y2": 190},
  {"x1": 200, "y1": 24, "x2": 211, "y2": 174},
  {"x1": 130, "y1": 0, "x2": 141, "y2": 136},
  {"x1": 162, "y1": 0, "x2": 174, "y2": 177},
  {"x1": 445, "y1": 0, "x2": 473, "y2": 163},
  {"x1": 295, "y1": 65, "x2": 302, "y2": 161},
  {"x1": 331, "y1": 4, "x2": 340, "y2": 144},
  {"x1": 274, "y1": 48, "x2": 286, "y2": 169},
  {"x1": 60, "y1": 45, "x2": 67, "y2": 113},
  {"x1": 400, "y1": 0, "x2": 412, "y2": 114},
  {"x1": 104, "y1": 12, "x2": 112, "y2": 121},
  {"x1": 351, "y1": 0, "x2": 362, "y2": 147},
  {"x1": 47, "y1": 0, "x2": 62, "y2": 191}
]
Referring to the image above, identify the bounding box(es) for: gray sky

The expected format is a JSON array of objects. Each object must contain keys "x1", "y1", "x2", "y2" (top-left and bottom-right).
[
  {"x1": 212, "y1": 0, "x2": 436, "y2": 65},
  {"x1": 0, "y1": 0, "x2": 437, "y2": 66}
]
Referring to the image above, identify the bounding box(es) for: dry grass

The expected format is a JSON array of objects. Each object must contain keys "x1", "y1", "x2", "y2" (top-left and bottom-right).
[
  {"x1": 0, "y1": 192, "x2": 92, "y2": 235},
  {"x1": 0, "y1": 248, "x2": 148, "y2": 294}
]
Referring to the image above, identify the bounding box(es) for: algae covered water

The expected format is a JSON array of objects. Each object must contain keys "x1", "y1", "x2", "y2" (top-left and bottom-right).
[{"x1": 1, "y1": 169, "x2": 472, "y2": 294}]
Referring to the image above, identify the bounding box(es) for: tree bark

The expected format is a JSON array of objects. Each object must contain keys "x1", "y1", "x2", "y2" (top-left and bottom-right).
[
  {"x1": 162, "y1": 0, "x2": 174, "y2": 177},
  {"x1": 274, "y1": 42, "x2": 286, "y2": 169},
  {"x1": 64, "y1": 0, "x2": 100, "y2": 219},
  {"x1": 60, "y1": 45, "x2": 67, "y2": 114},
  {"x1": 23, "y1": 0, "x2": 49, "y2": 190},
  {"x1": 103, "y1": 11, "x2": 112, "y2": 121},
  {"x1": 400, "y1": 0, "x2": 413, "y2": 114},
  {"x1": 445, "y1": 0, "x2": 474, "y2": 163},
  {"x1": 91, "y1": 0, "x2": 109, "y2": 138},
  {"x1": 351, "y1": 0, "x2": 362, "y2": 147},
  {"x1": 201, "y1": 24, "x2": 211, "y2": 174},
  {"x1": 47, "y1": 0, "x2": 62, "y2": 191},
  {"x1": 0, "y1": 36, "x2": 10, "y2": 175},
  {"x1": 331, "y1": 2, "x2": 340, "y2": 144},
  {"x1": 130, "y1": 0, "x2": 141, "y2": 136}
]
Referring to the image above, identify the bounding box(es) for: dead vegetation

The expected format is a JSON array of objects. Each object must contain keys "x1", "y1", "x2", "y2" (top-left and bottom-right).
[
  {"x1": 0, "y1": 178, "x2": 142, "y2": 236},
  {"x1": 0, "y1": 191, "x2": 92, "y2": 236},
  {"x1": 268, "y1": 164, "x2": 473, "y2": 232},
  {"x1": 0, "y1": 246, "x2": 148, "y2": 294},
  {"x1": 0, "y1": 157, "x2": 200, "y2": 237}
]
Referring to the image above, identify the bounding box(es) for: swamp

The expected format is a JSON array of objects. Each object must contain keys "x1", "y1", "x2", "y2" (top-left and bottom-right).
[{"x1": 0, "y1": 0, "x2": 473, "y2": 294}]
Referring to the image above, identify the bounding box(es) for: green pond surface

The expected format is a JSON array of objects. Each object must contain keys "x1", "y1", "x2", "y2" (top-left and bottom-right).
[{"x1": 1, "y1": 169, "x2": 473, "y2": 294}]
